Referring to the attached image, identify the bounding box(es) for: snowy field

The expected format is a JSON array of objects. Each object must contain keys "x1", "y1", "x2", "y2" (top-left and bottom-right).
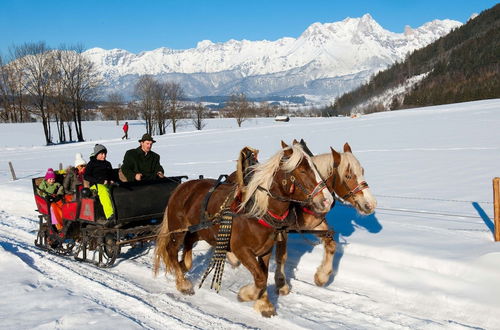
[{"x1": 1, "y1": 99, "x2": 500, "y2": 329}]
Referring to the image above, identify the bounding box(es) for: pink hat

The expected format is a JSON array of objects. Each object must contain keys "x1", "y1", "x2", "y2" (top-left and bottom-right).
[{"x1": 45, "y1": 168, "x2": 56, "y2": 180}]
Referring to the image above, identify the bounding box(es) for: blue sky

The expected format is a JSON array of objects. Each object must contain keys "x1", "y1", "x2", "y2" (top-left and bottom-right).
[{"x1": 0, "y1": 0, "x2": 497, "y2": 56}]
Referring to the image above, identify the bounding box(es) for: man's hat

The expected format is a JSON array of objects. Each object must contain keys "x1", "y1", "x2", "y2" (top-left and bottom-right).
[{"x1": 139, "y1": 133, "x2": 156, "y2": 143}]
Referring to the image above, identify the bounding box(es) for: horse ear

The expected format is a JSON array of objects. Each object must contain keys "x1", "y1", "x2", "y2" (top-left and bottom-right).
[
  {"x1": 253, "y1": 148, "x2": 259, "y2": 161},
  {"x1": 343, "y1": 142, "x2": 352, "y2": 153},
  {"x1": 331, "y1": 147, "x2": 341, "y2": 168},
  {"x1": 292, "y1": 139, "x2": 299, "y2": 145},
  {"x1": 281, "y1": 140, "x2": 289, "y2": 149}
]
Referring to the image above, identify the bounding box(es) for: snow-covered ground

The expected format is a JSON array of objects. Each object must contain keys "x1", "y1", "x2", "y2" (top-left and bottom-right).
[{"x1": 1, "y1": 99, "x2": 500, "y2": 329}]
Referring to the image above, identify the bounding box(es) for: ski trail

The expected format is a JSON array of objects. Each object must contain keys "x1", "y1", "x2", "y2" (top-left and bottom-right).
[{"x1": 0, "y1": 206, "x2": 492, "y2": 329}]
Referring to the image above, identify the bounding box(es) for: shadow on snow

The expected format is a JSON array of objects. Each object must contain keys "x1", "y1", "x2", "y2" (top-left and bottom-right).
[{"x1": 273, "y1": 203, "x2": 382, "y2": 291}]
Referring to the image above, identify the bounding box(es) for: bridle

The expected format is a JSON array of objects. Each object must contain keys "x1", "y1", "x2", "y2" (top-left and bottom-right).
[
  {"x1": 258, "y1": 163, "x2": 328, "y2": 207},
  {"x1": 323, "y1": 167, "x2": 369, "y2": 204},
  {"x1": 341, "y1": 180, "x2": 369, "y2": 201},
  {"x1": 257, "y1": 174, "x2": 327, "y2": 206}
]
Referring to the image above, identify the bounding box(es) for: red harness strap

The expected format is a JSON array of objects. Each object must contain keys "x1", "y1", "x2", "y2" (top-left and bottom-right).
[
  {"x1": 257, "y1": 219, "x2": 273, "y2": 228},
  {"x1": 302, "y1": 207, "x2": 316, "y2": 215},
  {"x1": 258, "y1": 209, "x2": 290, "y2": 228}
]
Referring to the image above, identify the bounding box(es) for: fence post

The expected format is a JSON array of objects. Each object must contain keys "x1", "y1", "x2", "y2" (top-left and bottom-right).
[
  {"x1": 494, "y1": 177, "x2": 500, "y2": 242},
  {"x1": 8, "y1": 162, "x2": 17, "y2": 181}
]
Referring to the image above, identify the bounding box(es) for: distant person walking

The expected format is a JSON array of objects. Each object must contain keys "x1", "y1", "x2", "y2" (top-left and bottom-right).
[{"x1": 122, "y1": 122, "x2": 129, "y2": 140}]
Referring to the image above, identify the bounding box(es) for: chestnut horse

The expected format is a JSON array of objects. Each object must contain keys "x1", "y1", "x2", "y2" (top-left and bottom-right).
[
  {"x1": 274, "y1": 142, "x2": 377, "y2": 295},
  {"x1": 153, "y1": 143, "x2": 333, "y2": 317}
]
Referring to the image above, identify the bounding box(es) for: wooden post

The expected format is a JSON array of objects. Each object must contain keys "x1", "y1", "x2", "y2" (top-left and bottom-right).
[
  {"x1": 8, "y1": 161, "x2": 17, "y2": 181},
  {"x1": 494, "y1": 177, "x2": 500, "y2": 242}
]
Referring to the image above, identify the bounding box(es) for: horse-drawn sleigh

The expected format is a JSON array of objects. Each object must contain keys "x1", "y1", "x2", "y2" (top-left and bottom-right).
[
  {"x1": 32, "y1": 140, "x2": 376, "y2": 316},
  {"x1": 32, "y1": 172, "x2": 186, "y2": 267}
]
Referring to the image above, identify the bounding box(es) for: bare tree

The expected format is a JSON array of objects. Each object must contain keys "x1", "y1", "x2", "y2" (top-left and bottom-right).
[
  {"x1": 101, "y1": 92, "x2": 125, "y2": 125},
  {"x1": 152, "y1": 82, "x2": 169, "y2": 135},
  {"x1": 125, "y1": 101, "x2": 141, "y2": 120},
  {"x1": 225, "y1": 93, "x2": 251, "y2": 127},
  {"x1": 4, "y1": 56, "x2": 33, "y2": 123},
  {"x1": 256, "y1": 101, "x2": 273, "y2": 117},
  {"x1": 191, "y1": 103, "x2": 207, "y2": 130},
  {"x1": 0, "y1": 54, "x2": 16, "y2": 122},
  {"x1": 14, "y1": 42, "x2": 55, "y2": 144},
  {"x1": 57, "y1": 44, "x2": 100, "y2": 142},
  {"x1": 165, "y1": 81, "x2": 184, "y2": 133},
  {"x1": 134, "y1": 75, "x2": 156, "y2": 134},
  {"x1": 47, "y1": 59, "x2": 70, "y2": 143}
]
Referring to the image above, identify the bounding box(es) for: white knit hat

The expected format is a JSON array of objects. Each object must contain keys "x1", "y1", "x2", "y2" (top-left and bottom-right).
[{"x1": 74, "y1": 153, "x2": 87, "y2": 167}]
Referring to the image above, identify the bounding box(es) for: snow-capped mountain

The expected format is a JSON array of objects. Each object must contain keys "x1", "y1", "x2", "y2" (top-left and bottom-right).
[{"x1": 84, "y1": 14, "x2": 461, "y2": 102}]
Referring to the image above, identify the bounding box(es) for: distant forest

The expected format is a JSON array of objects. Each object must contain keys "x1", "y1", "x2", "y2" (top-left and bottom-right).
[{"x1": 324, "y1": 4, "x2": 500, "y2": 116}]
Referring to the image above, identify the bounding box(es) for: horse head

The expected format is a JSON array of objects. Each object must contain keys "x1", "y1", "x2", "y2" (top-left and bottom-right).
[
  {"x1": 317, "y1": 143, "x2": 377, "y2": 215},
  {"x1": 241, "y1": 142, "x2": 333, "y2": 217},
  {"x1": 278, "y1": 141, "x2": 333, "y2": 214}
]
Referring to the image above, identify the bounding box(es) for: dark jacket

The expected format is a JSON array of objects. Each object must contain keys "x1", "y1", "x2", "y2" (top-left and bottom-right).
[
  {"x1": 121, "y1": 147, "x2": 164, "y2": 182},
  {"x1": 84, "y1": 157, "x2": 113, "y2": 186}
]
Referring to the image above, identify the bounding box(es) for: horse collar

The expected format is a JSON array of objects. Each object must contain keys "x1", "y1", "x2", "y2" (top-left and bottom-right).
[{"x1": 258, "y1": 209, "x2": 292, "y2": 229}]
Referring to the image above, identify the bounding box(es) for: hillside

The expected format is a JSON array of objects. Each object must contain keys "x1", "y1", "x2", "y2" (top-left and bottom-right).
[{"x1": 327, "y1": 4, "x2": 499, "y2": 116}]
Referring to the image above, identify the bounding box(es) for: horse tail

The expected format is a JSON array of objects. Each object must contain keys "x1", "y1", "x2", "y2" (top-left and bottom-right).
[{"x1": 153, "y1": 205, "x2": 173, "y2": 276}]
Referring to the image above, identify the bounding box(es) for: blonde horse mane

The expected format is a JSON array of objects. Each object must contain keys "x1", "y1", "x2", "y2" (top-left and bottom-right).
[
  {"x1": 312, "y1": 151, "x2": 363, "y2": 181},
  {"x1": 239, "y1": 143, "x2": 312, "y2": 218}
]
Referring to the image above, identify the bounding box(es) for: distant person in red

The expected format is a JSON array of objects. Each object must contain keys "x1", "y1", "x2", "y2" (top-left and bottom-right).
[{"x1": 122, "y1": 121, "x2": 129, "y2": 140}]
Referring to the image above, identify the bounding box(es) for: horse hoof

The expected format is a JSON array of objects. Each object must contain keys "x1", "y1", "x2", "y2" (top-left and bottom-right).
[
  {"x1": 261, "y1": 309, "x2": 277, "y2": 318},
  {"x1": 314, "y1": 272, "x2": 330, "y2": 287},
  {"x1": 177, "y1": 281, "x2": 195, "y2": 295},
  {"x1": 277, "y1": 284, "x2": 290, "y2": 296},
  {"x1": 226, "y1": 252, "x2": 241, "y2": 268},
  {"x1": 237, "y1": 292, "x2": 251, "y2": 302},
  {"x1": 180, "y1": 288, "x2": 195, "y2": 295},
  {"x1": 237, "y1": 284, "x2": 258, "y2": 302}
]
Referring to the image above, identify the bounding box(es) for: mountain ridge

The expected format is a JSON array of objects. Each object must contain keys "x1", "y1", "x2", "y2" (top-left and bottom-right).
[{"x1": 84, "y1": 14, "x2": 462, "y2": 101}]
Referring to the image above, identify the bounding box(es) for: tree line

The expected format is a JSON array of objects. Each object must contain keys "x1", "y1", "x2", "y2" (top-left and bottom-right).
[
  {"x1": 100, "y1": 84, "x2": 296, "y2": 132},
  {"x1": 0, "y1": 42, "x2": 99, "y2": 144},
  {"x1": 1, "y1": 42, "x2": 308, "y2": 145}
]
